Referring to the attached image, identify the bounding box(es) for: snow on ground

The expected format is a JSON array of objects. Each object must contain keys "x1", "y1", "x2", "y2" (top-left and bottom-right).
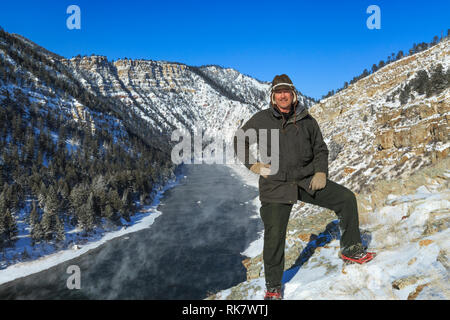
[
  {"x1": 0, "y1": 173, "x2": 184, "y2": 286},
  {"x1": 213, "y1": 174, "x2": 450, "y2": 300}
]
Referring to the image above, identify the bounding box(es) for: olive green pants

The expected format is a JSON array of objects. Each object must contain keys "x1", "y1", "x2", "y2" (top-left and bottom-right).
[{"x1": 260, "y1": 179, "x2": 361, "y2": 289}]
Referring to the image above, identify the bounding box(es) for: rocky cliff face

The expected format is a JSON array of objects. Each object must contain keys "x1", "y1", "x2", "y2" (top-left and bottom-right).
[
  {"x1": 62, "y1": 56, "x2": 314, "y2": 144},
  {"x1": 311, "y1": 39, "x2": 449, "y2": 196}
]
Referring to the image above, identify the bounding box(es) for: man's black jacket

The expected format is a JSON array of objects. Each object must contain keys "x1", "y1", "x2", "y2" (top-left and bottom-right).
[{"x1": 233, "y1": 102, "x2": 329, "y2": 204}]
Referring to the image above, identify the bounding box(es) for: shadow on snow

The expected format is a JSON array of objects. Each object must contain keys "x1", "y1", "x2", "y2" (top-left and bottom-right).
[{"x1": 282, "y1": 220, "x2": 373, "y2": 284}]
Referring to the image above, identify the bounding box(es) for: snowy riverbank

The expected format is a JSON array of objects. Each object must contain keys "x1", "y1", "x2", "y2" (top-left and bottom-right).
[{"x1": 0, "y1": 172, "x2": 184, "y2": 286}]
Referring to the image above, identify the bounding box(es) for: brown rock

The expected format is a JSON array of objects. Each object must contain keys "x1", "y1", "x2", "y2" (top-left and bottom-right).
[
  {"x1": 298, "y1": 234, "x2": 311, "y2": 242},
  {"x1": 392, "y1": 275, "x2": 423, "y2": 290},
  {"x1": 343, "y1": 167, "x2": 356, "y2": 176},
  {"x1": 419, "y1": 239, "x2": 434, "y2": 247},
  {"x1": 407, "y1": 283, "x2": 429, "y2": 300},
  {"x1": 242, "y1": 258, "x2": 251, "y2": 270},
  {"x1": 407, "y1": 257, "x2": 417, "y2": 266}
]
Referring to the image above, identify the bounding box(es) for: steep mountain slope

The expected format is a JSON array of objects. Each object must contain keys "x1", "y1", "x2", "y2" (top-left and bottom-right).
[
  {"x1": 0, "y1": 29, "x2": 180, "y2": 261},
  {"x1": 312, "y1": 38, "x2": 449, "y2": 195},
  {"x1": 62, "y1": 56, "x2": 315, "y2": 145}
]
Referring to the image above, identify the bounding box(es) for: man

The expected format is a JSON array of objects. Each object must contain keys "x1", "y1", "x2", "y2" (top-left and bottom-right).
[{"x1": 233, "y1": 74, "x2": 375, "y2": 300}]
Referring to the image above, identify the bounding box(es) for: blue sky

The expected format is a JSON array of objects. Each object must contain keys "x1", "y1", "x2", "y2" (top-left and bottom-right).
[{"x1": 0, "y1": 0, "x2": 448, "y2": 99}]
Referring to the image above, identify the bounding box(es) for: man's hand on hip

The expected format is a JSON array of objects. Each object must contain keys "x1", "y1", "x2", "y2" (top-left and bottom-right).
[
  {"x1": 309, "y1": 172, "x2": 327, "y2": 191},
  {"x1": 250, "y1": 163, "x2": 271, "y2": 178}
]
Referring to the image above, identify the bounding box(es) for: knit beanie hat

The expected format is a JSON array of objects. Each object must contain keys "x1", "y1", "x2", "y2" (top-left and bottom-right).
[{"x1": 271, "y1": 74, "x2": 298, "y2": 106}]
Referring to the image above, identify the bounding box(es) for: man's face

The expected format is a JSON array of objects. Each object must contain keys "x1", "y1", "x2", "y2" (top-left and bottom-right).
[{"x1": 274, "y1": 90, "x2": 293, "y2": 112}]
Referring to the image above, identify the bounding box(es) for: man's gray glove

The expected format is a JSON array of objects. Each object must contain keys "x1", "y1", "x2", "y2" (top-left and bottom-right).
[{"x1": 309, "y1": 172, "x2": 327, "y2": 191}]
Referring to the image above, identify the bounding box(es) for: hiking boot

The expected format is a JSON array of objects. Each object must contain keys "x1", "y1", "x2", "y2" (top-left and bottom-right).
[
  {"x1": 339, "y1": 244, "x2": 376, "y2": 264},
  {"x1": 264, "y1": 286, "x2": 282, "y2": 300}
]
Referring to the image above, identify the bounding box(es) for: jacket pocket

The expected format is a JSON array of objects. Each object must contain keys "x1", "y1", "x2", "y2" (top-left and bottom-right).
[
  {"x1": 265, "y1": 169, "x2": 287, "y2": 182},
  {"x1": 259, "y1": 178, "x2": 290, "y2": 201},
  {"x1": 287, "y1": 162, "x2": 315, "y2": 181}
]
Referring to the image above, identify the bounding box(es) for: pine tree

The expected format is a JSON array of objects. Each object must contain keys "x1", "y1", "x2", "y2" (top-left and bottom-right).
[
  {"x1": 371, "y1": 64, "x2": 378, "y2": 74},
  {"x1": 425, "y1": 79, "x2": 433, "y2": 98},
  {"x1": 40, "y1": 185, "x2": 60, "y2": 241},
  {"x1": 79, "y1": 193, "x2": 95, "y2": 232},
  {"x1": 38, "y1": 182, "x2": 47, "y2": 207},
  {"x1": 62, "y1": 183, "x2": 71, "y2": 213},
  {"x1": 121, "y1": 188, "x2": 133, "y2": 222},
  {"x1": 3, "y1": 184, "x2": 15, "y2": 212},
  {"x1": 429, "y1": 64, "x2": 446, "y2": 95},
  {"x1": 0, "y1": 192, "x2": 6, "y2": 237},
  {"x1": 30, "y1": 201, "x2": 43, "y2": 244},
  {"x1": 57, "y1": 125, "x2": 67, "y2": 151},
  {"x1": 109, "y1": 189, "x2": 122, "y2": 214},
  {"x1": 361, "y1": 69, "x2": 370, "y2": 78},
  {"x1": 0, "y1": 208, "x2": 18, "y2": 248},
  {"x1": 45, "y1": 185, "x2": 59, "y2": 217},
  {"x1": 70, "y1": 183, "x2": 85, "y2": 208},
  {"x1": 54, "y1": 215, "x2": 65, "y2": 243},
  {"x1": 69, "y1": 183, "x2": 90, "y2": 231},
  {"x1": 40, "y1": 209, "x2": 53, "y2": 241},
  {"x1": 431, "y1": 35, "x2": 439, "y2": 46},
  {"x1": 0, "y1": 190, "x2": 18, "y2": 248},
  {"x1": 400, "y1": 84, "x2": 411, "y2": 105},
  {"x1": 29, "y1": 200, "x2": 39, "y2": 225},
  {"x1": 104, "y1": 204, "x2": 114, "y2": 220},
  {"x1": 24, "y1": 128, "x2": 35, "y2": 164},
  {"x1": 411, "y1": 70, "x2": 429, "y2": 95},
  {"x1": 139, "y1": 193, "x2": 147, "y2": 206}
]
